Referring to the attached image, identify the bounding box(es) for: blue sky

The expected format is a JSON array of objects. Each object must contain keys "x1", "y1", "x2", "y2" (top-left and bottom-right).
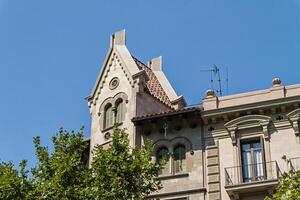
[{"x1": 0, "y1": 0, "x2": 300, "y2": 167}]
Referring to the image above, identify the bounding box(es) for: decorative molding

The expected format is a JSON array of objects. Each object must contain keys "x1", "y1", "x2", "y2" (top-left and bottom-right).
[
  {"x1": 287, "y1": 108, "x2": 300, "y2": 136},
  {"x1": 146, "y1": 187, "x2": 206, "y2": 199},
  {"x1": 227, "y1": 126, "x2": 238, "y2": 145},
  {"x1": 98, "y1": 92, "x2": 128, "y2": 131},
  {"x1": 90, "y1": 50, "x2": 135, "y2": 106},
  {"x1": 109, "y1": 77, "x2": 120, "y2": 90},
  {"x1": 202, "y1": 95, "x2": 300, "y2": 119},
  {"x1": 155, "y1": 172, "x2": 189, "y2": 180},
  {"x1": 98, "y1": 92, "x2": 128, "y2": 116},
  {"x1": 153, "y1": 136, "x2": 193, "y2": 155},
  {"x1": 224, "y1": 115, "x2": 272, "y2": 144}
]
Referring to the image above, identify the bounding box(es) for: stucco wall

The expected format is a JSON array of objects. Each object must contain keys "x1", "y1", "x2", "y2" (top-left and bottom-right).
[
  {"x1": 143, "y1": 125, "x2": 205, "y2": 199},
  {"x1": 269, "y1": 125, "x2": 300, "y2": 171},
  {"x1": 89, "y1": 52, "x2": 137, "y2": 157},
  {"x1": 136, "y1": 91, "x2": 172, "y2": 117}
]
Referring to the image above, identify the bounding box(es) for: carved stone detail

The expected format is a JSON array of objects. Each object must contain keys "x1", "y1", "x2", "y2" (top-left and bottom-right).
[
  {"x1": 224, "y1": 115, "x2": 272, "y2": 144},
  {"x1": 287, "y1": 108, "x2": 300, "y2": 136},
  {"x1": 227, "y1": 126, "x2": 238, "y2": 145}
]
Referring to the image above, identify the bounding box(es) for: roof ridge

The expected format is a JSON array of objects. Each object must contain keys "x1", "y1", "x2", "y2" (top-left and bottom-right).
[
  {"x1": 132, "y1": 56, "x2": 150, "y2": 69},
  {"x1": 132, "y1": 56, "x2": 174, "y2": 109}
]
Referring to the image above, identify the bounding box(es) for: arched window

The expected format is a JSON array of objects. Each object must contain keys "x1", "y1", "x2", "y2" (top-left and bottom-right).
[
  {"x1": 115, "y1": 99, "x2": 124, "y2": 124},
  {"x1": 156, "y1": 147, "x2": 170, "y2": 175},
  {"x1": 104, "y1": 104, "x2": 114, "y2": 128},
  {"x1": 173, "y1": 145, "x2": 186, "y2": 173}
]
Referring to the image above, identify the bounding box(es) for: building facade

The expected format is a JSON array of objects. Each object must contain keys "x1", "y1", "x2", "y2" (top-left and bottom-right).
[{"x1": 86, "y1": 30, "x2": 300, "y2": 200}]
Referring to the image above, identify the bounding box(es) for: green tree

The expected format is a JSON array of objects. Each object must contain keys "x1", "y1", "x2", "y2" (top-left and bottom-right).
[
  {"x1": 266, "y1": 156, "x2": 300, "y2": 200},
  {"x1": 83, "y1": 127, "x2": 164, "y2": 200},
  {"x1": 0, "y1": 160, "x2": 31, "y2": 200},
  {"x1": 0, "y1": 127, "x2": 164, "y2": 200},
  {"x1": 29, "y1": 128, "x2": 89, "y2": 200}
]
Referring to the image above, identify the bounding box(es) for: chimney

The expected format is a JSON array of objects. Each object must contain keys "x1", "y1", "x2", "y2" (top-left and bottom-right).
[
  {"x1": 110, "y1": 29, "x2": 126, "y2": 47},
  {"x1": 148, "y1": 56, "x2": 163, "y2": 71}
]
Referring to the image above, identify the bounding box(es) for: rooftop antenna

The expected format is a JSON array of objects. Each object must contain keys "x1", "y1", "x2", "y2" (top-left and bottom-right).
[
  {"x1": 226, "y1": 66, "x2": 229, "y2": 95},
  {"x1": 200, "y1": 65, "x2": 229, "y2": 96}
]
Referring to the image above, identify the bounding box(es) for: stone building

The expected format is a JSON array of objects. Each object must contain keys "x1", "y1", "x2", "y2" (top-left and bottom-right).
[{"x1": 86, "y1": 30, "x2": 300, "y2": 200}]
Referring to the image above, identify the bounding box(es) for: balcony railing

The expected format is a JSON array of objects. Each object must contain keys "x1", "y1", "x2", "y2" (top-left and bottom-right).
[
  {"x1": 290, "y1": 157, "x2": 300, "y2": 171},
  {"x1": 225, "y1": 161, "x2": 281, "y2": 186}
]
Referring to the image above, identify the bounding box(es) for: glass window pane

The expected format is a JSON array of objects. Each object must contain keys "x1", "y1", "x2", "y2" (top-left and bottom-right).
[
  {"x1": 156, "y1": 147, "x2": 169, "y2": 175},
  {"x1": 173, "y1": 145, "x2": 186, "y2": 173},
  {"x1": 116, "y1": 100, "x2": 123, "y2": 123},
  {"x1": 104, "y1": 105, "x2": 114, "y2": 128},
  {"x1": 174, "y1": 145, "x2": 186, "y2": 160},
  {"x1": 252, "y1": 142, "x2": 261, "y2": 149},
  {"x1": 254, "y1": 149, "x2": 264, "y2": 180},
  {"x1": 242, "y1": 144, "x2": 250, "y2": 151},
  {"x1": 241, "y1": 140, "x2": 264, "y2": 183},
  {"x1": 242, "y1": 151, "x2": 252, "y2": 182}
]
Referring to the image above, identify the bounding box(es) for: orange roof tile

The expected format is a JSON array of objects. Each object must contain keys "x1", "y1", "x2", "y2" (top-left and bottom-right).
[{"x1": 132, "y1": 56, "x2": 173, "y2": 109}]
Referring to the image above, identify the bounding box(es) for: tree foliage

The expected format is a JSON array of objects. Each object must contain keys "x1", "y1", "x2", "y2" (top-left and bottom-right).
[
  {"x1": 0, "y1": 127, "x2": 164, "y2": 200},
  {"x1": 0, "y1": 160, "x2": 31, "y2": 200},
  {"x1": 266, "y1": 156, "x2": 300, "y2": 200},
  {"x1": 85, "y1": 128, "x2": 163, "y2": 200}
]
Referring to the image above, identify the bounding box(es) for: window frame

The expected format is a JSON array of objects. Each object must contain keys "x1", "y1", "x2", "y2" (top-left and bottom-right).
[
  {"x1": 173, "y1": 144, "x2": 187, "y2": 174},
  {"x1": 99, "y1": 92, "x2": 128, "y2": 132},
  {"x1": 104, "y1": 103, "x2": 114, "y2": 129},
  {"x1": 115, "y1": 98, "x2": 124, "y2": 124},
  {"x1": 156, "y1": 146, "x2": 170, "y2": 175},
  {"x1": 155, "y1": 143, "x2": 187, "y2": 176},
  {"x1": 238, "y1": 136, "x2": 266, "y2": 183}
]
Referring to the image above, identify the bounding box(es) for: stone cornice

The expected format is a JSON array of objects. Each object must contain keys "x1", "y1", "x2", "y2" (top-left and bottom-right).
[{"x1": 202, "y1": 95, "x2": 300, "y2": 119}]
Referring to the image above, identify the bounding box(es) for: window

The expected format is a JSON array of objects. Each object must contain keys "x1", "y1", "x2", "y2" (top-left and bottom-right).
[
  {"x1": 115, "y1": 99, "x2": 123, "y2": 124},
  {"x1": 103, "y1": 99, "x2": 124, "y2": 129},
  {"x1": 241, "y1": 139, "x2": 265, "y2": 182},
  {"x1": 156, "y1": 147, "x2": 170, "y2": 175},
  {"x1": 173, "y1": 145, "x2": 186, "y2": 174},
  {"x1": 104, "y1": 104, "x2": 114, "y2": 128},
  {"x1": 156, "y1": 144, "x2": 187, "y2": 176}
]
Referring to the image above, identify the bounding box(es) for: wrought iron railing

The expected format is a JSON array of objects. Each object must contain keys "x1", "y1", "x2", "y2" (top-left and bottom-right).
[
  {"x1": 290, "y1": 157, "x2": 300, "y2": 171},
  {"x1": 225, "y1": 161, "x2": 281, "y2": 186}
]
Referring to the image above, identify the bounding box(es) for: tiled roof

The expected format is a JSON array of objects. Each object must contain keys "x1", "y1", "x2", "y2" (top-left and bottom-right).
[
  {"x1": 132, "y1": 106, "x2": 202, "y2": 122},
  {"x1": 132, "y1": 56, "x2": 173, "y2": 108}
]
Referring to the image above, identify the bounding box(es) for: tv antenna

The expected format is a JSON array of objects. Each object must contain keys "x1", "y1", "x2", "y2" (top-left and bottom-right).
[{"x1": 200, "y1": 65, "x2": 229, "y2": 96}]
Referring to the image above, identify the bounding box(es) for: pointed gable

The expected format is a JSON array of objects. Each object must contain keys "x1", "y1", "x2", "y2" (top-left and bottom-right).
[
  {"x1": 87, "y1": 29, "x2": 185, "y2": 111},
  {"x1": 86, "y1": 30, "x2": 142, "y2": 106}
]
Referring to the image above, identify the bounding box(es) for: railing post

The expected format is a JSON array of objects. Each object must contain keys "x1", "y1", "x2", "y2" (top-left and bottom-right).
[
  {"x1": 225, "y1": 161, "x2": 283, "y2": 187},
  {"x1": 276, "y1": 162, "x2": 281, "y2": 179},
  {"x1": 225, "y1": 168, "x2": 228, "y2": 186},
  {"x1": 290, "y1": 157, "x2": 300, "y2": 171},
  {"x1": 266, "y1": 161, "x2": 273, "y2": 179}
]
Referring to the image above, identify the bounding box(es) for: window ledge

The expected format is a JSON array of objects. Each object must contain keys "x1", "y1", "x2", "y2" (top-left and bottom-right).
[
  {"x1": 101, "y1": 122, "x2": 123, "y2": 132},
  {"x1": 156, "y1": 173, "x2": 189, "y2": 180}
]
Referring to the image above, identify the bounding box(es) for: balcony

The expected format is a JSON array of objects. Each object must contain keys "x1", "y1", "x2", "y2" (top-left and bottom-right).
[
  {"x1": 290, "y1": 157, "x2": 300, "y2": 171},
  {"x1": 225, "y1": 161, "x2": 281, "y2": 196}
]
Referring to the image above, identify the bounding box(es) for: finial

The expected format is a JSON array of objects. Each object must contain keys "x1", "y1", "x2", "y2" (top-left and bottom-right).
[
  {"x1": 272, "y1": 78, "x2": 281, "y2": 87},
  {"x1": 206, "y1": 89, "x2": 215, "y2": 98},
  {"x1": 110, "y1": 29, "x2": 126, "y2": 47}
]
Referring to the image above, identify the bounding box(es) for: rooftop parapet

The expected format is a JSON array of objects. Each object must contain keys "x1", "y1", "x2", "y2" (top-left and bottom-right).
[{"x1": 203, "y1": 78, "x2": 300, "y2": 111}]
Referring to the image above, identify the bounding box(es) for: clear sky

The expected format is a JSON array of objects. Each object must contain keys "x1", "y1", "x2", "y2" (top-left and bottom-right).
[{"x1": 0, "y1": 0, "x2": 300, "y2": 167}]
